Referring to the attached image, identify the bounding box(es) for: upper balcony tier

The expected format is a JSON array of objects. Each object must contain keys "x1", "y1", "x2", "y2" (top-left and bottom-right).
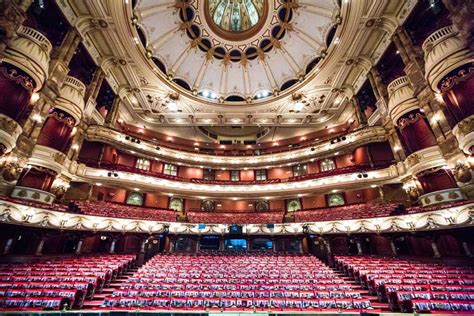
[{"x1": 85, "y1": 125, "x2": 388, "y2": 169}]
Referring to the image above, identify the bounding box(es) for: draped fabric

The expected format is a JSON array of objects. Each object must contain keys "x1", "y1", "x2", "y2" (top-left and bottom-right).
[
  {"x1": 440, "y1": 64, "x2": 474, "y2": 123},
  {"x1": 417, "y1": 169, "x2": 457, "y2": 194},
  {"x1": 0, "y1": 64, "x2": 34, "y2": 124},
  {"x1": 36, "y1": 109, "x2": 75, "y2": 153},
  {"x1": 397, "y1": 112, "x2": 437, "y2": 155},
  {"x1": 17, "y1": 168, "x2": 56, "y2": 191}
]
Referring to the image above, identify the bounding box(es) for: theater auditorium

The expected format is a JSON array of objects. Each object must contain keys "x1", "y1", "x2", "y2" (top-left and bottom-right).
[{"x1": 0, "y1": 0, "x2": 473, "y2": 314}]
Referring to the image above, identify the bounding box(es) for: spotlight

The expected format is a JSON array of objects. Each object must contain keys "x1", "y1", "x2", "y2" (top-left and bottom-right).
[
  {"x1": 125, "y1": 136, "x2": 130, "y2": 140},
  {"x1": 156, "y1": 146, "x2": 160, "y2": 150},
  {"x1": 107, "y1": 172, "x2": 112, "y2": 177},
  {"x1": 311, "y1": 147, "x2": 315, "y2": 151},
  {"x1": 137, "y1": 140, "x2": 141, "y2": 144}
]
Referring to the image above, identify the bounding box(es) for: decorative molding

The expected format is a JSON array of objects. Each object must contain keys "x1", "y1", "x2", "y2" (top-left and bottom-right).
[
  {"x1": 10, "y1": 187, "x2": 56, "y2": 205},
  {"x1": 452, "y1": 115, "x2": 474, "y2": 155},
  {"x1": 85, "y1": 125, "x2": 388, "y2": 169},
  {"x1": 419, "y1": 188, "x2": 465, "y2": 207},
  {"x1": 0, "y1": 200, "x2": 472, "y2": 235},
  {"x1": 1, "y1": 26, "x2": 52, "y2": 90},
  {"x1": 0, "y1": 114, "x2": 23, "y2": 154}
]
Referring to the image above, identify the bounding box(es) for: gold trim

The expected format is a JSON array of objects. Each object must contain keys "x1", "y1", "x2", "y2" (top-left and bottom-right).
[{"x1": 203, "y1": 0, "x2": 269, "y2": 42}]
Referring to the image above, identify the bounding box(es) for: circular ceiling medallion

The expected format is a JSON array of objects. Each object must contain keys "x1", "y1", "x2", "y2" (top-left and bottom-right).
[{"x1": 204, "y1": 0, "x2": 269, "y2": 41}]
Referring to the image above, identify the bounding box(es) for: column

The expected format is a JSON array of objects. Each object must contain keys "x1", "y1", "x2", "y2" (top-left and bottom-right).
[
  {"x1": 390, "y1": 239, "x2": 398, "y2": 256},
  {"x1": 35, "y1": 237, "x2": 45, "y2": 256},
  {"x1": 356, "y1": 240, "x2": 363, "y2": 255},
  {"x1": 105, "y1": 96, "x2": 121, "y2": 127},
  {"x1": 384, "y1": 124, "x2": 406, "y2": 162},
  {"x1": 0, "y1": 0, "x2": 34, "y2": 48},
  {"x1": 351, "y1": 97, "x2": 367, "y2": 127},
  {"x1": 462, "y1": 242, "x2": 472, "y2": 258},
  {"x1": 246, "y1": 238, "x2": 251, "y2": 251},
  {"x1": 378, "y1": 186, "x2": 385, "y2": 202},
  {"x1": 2, "y1": 238, "x2": 14, "y2": 255},
  {"x1": 442, "y1": 0, "x2": 474, "y2": 50},
  {"x1": 431, "y1": 240, "x2": 441, "y2": 258},
  {"x1": 109, "y1": 239, "x2": 116, "y2": 254},
  {"x1": 85, "y1": 67, "x2": 105, "y2": 103},
  {"x1": 196, "y1": 236, "x2": 201, "y2": 253},
  {"x1": 75, "y1": 239, "x2": 84, "y2": 255},
  {"x1": 272, "y1": 238, "x2": 276, "y2": 253},
  {"x1": 219, "y1": 238, "x2": 224, "y2": 251},
  {"x1": 140, "y1": 239, "x2": 147, "y2": 253}
]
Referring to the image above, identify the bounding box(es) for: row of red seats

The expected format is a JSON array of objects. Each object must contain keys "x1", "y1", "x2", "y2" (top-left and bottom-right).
[
  {"x1": 334, "y1": 256, "x2": 474, "y2": 313},
  {"x1": 0, "y1": 254, "x2": 136, "y2": 311},
  {"x1": 74, "y1": 201, "x2": 176, "y2": 222},
  {"x1": 103, "y1": 252, "x2": 372, "y2": 311},
  {"x1": 295, "y1": 203, "x2": 399, "y2": 222},
  {"x1": 187, "y1": 210, "x2": 285, "y2": 224}
]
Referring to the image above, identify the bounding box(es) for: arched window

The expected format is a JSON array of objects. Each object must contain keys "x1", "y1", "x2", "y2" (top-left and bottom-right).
[
  {"x1": 320, "y1": 158, "x2": 336, "y2": 172},
  {"x1": 126, "y1": 192, "x2": 143, "y2": 206},
  {"x1": 287, "y1": 199, "x2": 301, "y2": 212},
  {"x1": 164, "y1": 163, "x2": 177, "y2": 176},
  {"x1": 328, "y1": 193, "x2": 345, "y2": 207},
  {"x1": 135, "y1": 158, "x2": 150, "y2": 170},
  {"x1": 169, "y1": 198, "x2": 183, "y2": 212}
]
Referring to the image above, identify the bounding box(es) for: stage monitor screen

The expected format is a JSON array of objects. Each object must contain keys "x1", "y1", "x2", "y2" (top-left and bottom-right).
[{"x1": 224, "y1": 239, "x2": 247, "y2": 250}]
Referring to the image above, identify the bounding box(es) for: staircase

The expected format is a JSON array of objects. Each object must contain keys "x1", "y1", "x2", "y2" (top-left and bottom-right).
[
  {"x1": 330, "y1": 263, "x2": 391, "y2": 313},
  {"x1": 81, "y1": 260, "x2": 141, "y2": 309}
]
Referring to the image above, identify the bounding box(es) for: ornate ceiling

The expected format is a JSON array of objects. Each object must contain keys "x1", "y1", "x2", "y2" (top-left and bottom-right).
[{"x1": 57, "y1": 0, "x2": 417, "y2": 133}]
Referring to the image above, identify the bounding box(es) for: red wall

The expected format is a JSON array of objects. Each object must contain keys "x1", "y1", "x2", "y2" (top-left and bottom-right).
[
  {"x1": 267, "y1": 167, "x2": 292, "y2": 180},
  {"x1": 117, "y1": 152, "x2": 135, "y2": 168},
  {"x1": 78, "y1": 141, "x2": 103, "y2": 163},
  {"x1": 335, "y1": 153, "x2": 353, "y2": 168},
  {"x1": 144, "y1": 193, "x2": 169, "y2": 208},
  {"x1": 307, "y1": 161, "x2": 320, "y2": 174},
  {"x1": 178, "y1": 166, "x2": 203, "y2": 179},
  {"x1": 150, "y1": 160, "x2": 163, "y2": 173},
  {"x1": 302, "y1": 195, "x2": 326, "y2": 209},
  {"x1": 216, "y1": 170, "x2": 230, "y2": 181},
  {"x1": 240, "y1": 170, "x2": 255, "y2": 181}
]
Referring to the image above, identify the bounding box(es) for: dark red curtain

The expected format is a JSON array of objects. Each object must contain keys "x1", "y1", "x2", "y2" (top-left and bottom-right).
[
  {"x1": 440, "y1": 64, "x2": 474, "y2": 123},
  {"x1": 397, "y1": 113, "x2": 437, "y2": 155},
  {"x1": 37, "y1": 109, "x2": 75, "y2": 153},
  {"x1": 417, "y1": 169, "x2": 457, "y2": 194},
  {"x1": 17, "y1": 168, "x2": 56, "y2": 191},
  {"x1": 0, "y1": 63, "x2": 34, "y2": 124}
]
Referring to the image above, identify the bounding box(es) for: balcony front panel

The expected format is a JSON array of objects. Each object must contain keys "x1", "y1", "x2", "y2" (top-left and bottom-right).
[{"x1": 86, "y1": 125, "x2": 388, "y2": 169}]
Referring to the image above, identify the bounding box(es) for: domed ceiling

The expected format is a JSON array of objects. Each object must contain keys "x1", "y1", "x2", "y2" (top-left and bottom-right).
[
  {"x1": 135, "y1": 0, "x2": 338, "y2": 103},
  {"x1": 57, "y1": 0, "x2": 417, "y2": 134}
]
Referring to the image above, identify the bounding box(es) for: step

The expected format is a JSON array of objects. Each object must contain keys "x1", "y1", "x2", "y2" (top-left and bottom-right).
[{"x1": 82, "y1": 301, "x2": 104, "y2": 308}]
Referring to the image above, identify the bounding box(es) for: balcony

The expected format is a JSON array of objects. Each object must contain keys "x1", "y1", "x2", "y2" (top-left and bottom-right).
[
  {"x1": 2, "y1": 26, "x2": 52, "y2": 90},
  {"x1": 387, "y1": 76, "x2": 419, "y2": 124},
  {"x1": 85, "y1": 125, "x2": 388, "y2": 168},
  {"x1": 423, "y1": 25, "x2": 473, "y2": 91}
]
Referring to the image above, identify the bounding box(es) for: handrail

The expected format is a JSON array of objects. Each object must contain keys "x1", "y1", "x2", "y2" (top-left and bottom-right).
[
  {"x1": 387, "y1": 76, "x2": 410, "y2": 95},
  {"x1": 83, "y1": 160, "x2": 393, "y2": 185},
  {"x1": 17, "y1": 26, "x2": 52, "y2": 53},
  {"x1": 422, "y1": 25, "x2": 457, "y2": 53},
  {"x1": 64, "y1": 76, "x2": 86, "y2": 93}
]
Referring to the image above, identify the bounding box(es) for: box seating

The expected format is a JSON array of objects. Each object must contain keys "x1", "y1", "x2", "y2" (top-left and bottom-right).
[
  {"x1": 334, "y1": 256, "x2": 474, "y2": 313},
  {"x1": 103, "y1": 252, "x2": 372, "y2": 311},
  {"x1": 0, "y1": 254, "x2": 135, "y2": 311},
  {"x1": 187, "y1": 210, "x2": 285, "y2": 224}
]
